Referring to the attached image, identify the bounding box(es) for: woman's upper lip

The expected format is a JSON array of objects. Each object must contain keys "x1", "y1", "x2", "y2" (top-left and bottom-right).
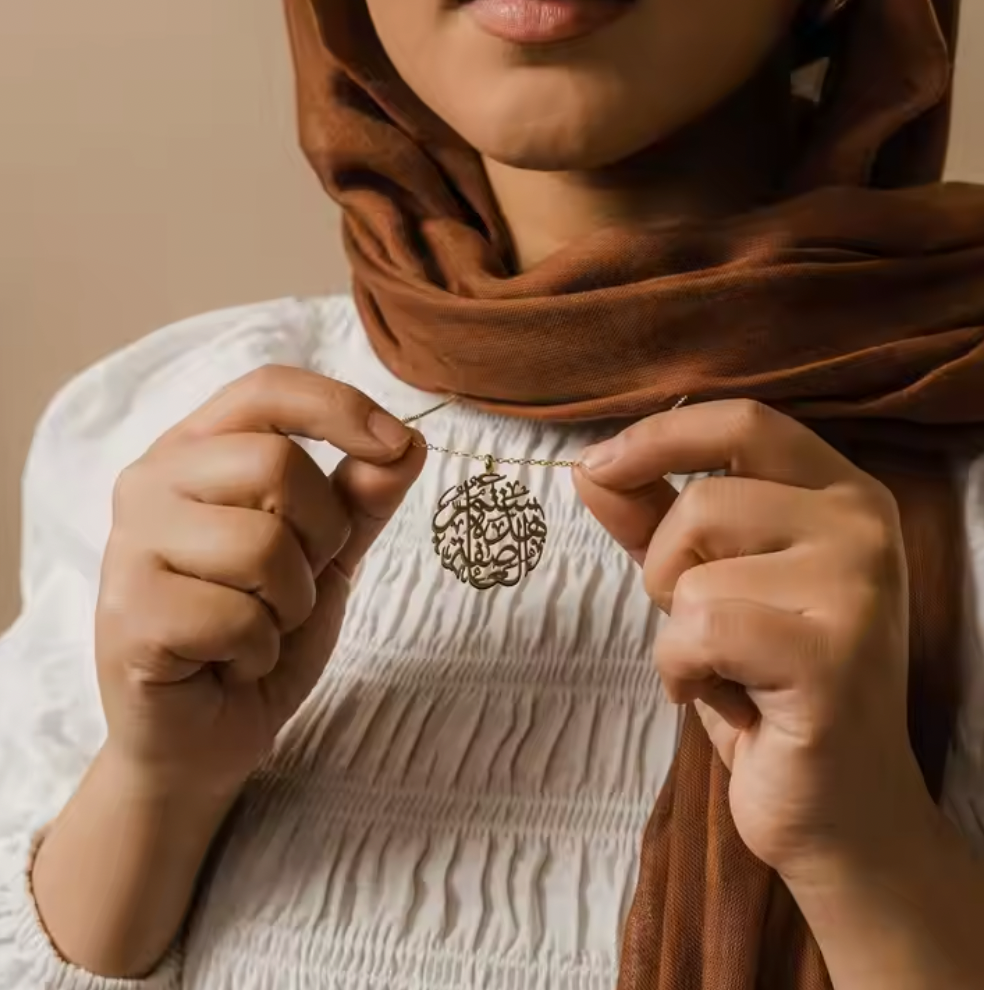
[{"x1": 461, "y1": 0, "x2": 633, "y2": 46}]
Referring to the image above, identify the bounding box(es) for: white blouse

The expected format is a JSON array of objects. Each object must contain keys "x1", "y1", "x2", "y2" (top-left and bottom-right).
[{"x1": 1, "y1": 296, "x2": 983, "y2": 990}]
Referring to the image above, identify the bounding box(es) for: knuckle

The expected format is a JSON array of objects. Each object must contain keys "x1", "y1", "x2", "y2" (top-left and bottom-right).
[
  {"x1": 833, "y1": 475, "x2": 899, "y2": 523},
  {"x1": 244, "y1": 517, "x2": 316, "y2": 627},
  {"x1": 653, "y1": 605, "x2": 721, "y2": 700},
  {"x1": 686, "y1": 601, "x2": 728, "y2": 656},
  {"x1": 228, "y1": 597, "x2": 281, "y2": 677},
  {"x1": 97, "y1": 544, "x2": 156, "y2": 641},
  {"x1": 111, "y1": 461, "x2": 148, "y2": 518},
  {"x1": 245, "y1": 434, "x2": 297, "y2": 500},
  {"x1": 324, "y1": 378, "x2": 374, "y2": 419},
  {"x1": 246, "y1": 513, "x2": 294, "y2": 578},
  {"x1": 726, "y1": 399, "x2": 775, "y2": 442},
  {"x1": 652, "y1": 630, "x2": 686, "y2": 696},
  {"x1": 231, "y1": 591, "x2": 276, "y2": 642},
  {"x1": 95, "y1": 585, "x2": 129, "y2": 650},
  {"x1": 643, "y1": 556, "x2": 678, "y2": 607},
  {"x1": 656, "y1": 669, "x2": 687, "y2": 705},
  {"x1": 866, "y1": 477, "x2": 903, "y2": 527},
  {"x1": 829, "y1": 484, "x2": 905, "y2": 582},
  {"x1": 239, "y1": 363, "x2": 289, "y2": 395},
  {"x1": 855, "y1": 511, "x2": 901, "y2": 563},
  {"x1": 674, "y1": 476, "x2": 728, "y2": 535},
  {"x1": 98, "y1": 579, "x2": 166, "y2": 669},
  {"x1": 643, "y1": 570, "x2": 668, "y2": 607},
  {"x1": 327, "y1": 378, "x2": 361, "y2": 405},
  {"x1": 676, "y1": 477, "x2": 715, "y2": 522},
  {"x1": 671, "y1": 565, "x2": 709, "y2": 611}
]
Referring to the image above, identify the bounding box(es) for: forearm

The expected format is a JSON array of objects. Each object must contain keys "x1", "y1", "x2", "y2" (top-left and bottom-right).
[
  {"x1": 789, "y1": 796, "x2": 984, "y2": 990},
  {"x1": 32, "y1": 743, "x2": 239, "y2": 979}
]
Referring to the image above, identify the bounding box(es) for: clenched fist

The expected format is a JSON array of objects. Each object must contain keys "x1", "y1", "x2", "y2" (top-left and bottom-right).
[
  {"x1": 575, "y1": 399, "x2": 928, "y2": 879},
  {"x1": 96, "y1": 365, "x2": 425, "y2": 796}
]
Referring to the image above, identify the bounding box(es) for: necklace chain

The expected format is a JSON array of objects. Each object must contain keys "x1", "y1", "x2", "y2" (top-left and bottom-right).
[
  {"x1": 400, "y1": 396, "x2": 461, "y2": 426},
  {"x1": 401, "y1": 395, "x2": 688, "y2": 471},
  {"x1": 401, "y1": 396, "x2": 580, "y2": 468}
]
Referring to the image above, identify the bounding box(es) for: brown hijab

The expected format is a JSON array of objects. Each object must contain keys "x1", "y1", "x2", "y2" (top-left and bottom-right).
[{"x1": 285, "y1": 0, "x2": 982, "y2": 986}]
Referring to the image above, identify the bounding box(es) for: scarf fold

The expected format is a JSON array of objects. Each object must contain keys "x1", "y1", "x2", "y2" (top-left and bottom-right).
[{"x1": 285, "y1": 1, "x2": 981, "y2": 986}]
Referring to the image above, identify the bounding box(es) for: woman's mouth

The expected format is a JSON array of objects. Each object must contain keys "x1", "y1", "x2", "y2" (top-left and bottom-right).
[{"x1": 462, "y1": 0, "x2": 633, "y2": 45}]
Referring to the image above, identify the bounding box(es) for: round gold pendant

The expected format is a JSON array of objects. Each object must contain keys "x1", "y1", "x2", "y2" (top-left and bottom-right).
[{"x1": 431, "y1": 466, "x2": 547, "y2": 590}]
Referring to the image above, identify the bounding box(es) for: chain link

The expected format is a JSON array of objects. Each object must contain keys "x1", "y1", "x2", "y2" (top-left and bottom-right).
[
  {"x1": 400, "y1": 397, "x2": 460, "y2": 426},
  {"x1": 411, "y1": 440, "x2": 579, "y2": 469},
  {"x1": 401, "y1": 394, "x2": 688, "y2": 470}
]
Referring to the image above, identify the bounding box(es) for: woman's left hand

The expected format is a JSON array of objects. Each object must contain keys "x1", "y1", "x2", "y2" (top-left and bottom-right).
[{"x1": 573, "y1": 399, "x2": 936, "y2": 882}]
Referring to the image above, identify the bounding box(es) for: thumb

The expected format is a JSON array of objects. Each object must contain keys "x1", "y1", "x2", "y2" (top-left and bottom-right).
[
  {"x1": 572, "y1": 465, "x2": 677, "y2": 566},
  {"x1": 332, "y1": 439, "x2": 427, "y2": 577}
]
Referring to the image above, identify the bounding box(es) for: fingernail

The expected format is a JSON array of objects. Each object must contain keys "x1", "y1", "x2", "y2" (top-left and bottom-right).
[
  {"x1": 369, "y1": 410, "x2": 412, "y2": 451},
  {"x1": 581, "y1": 436, "x2": 621, "y2": 473}
]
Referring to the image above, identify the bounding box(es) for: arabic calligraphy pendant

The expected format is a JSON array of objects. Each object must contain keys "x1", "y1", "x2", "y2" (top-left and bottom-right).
[{"x1": 431, "y1": 456, "x2": 548, "y2": 591}]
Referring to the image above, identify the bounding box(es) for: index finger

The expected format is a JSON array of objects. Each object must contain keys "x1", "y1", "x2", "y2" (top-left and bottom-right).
[
  {"x1": 157, "y1": 365, "x2": 415, "y2": 464},
  {"x1": 580, "y1": 399, "x2": 863, "y2": 492}
]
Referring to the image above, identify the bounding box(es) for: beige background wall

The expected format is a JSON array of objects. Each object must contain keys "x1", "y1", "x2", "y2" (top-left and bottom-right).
[
  {"x1": 1, "y1": 3, "x2": 983, "y2": 630},
  {"x1": 0, "y1": 1, "x2": 347, "y2": 628}
]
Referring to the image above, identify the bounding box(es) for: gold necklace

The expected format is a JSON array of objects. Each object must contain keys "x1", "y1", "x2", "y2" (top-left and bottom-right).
[
  {"x1": 401, "y1": 397, "x2": 571, "y2": 590},
  {"x1": 401, "y1": 395, "x2": 687, "y2": 591}
]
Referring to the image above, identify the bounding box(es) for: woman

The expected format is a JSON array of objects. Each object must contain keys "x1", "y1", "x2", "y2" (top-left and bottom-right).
[{"x1": 2, "y1": 0, "x2": 984, "y2": 987}]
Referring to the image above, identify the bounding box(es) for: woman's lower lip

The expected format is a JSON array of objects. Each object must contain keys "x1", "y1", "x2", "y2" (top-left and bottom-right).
[{"x1": 463, "y1": 0, "x2": 631, "y2": 45}]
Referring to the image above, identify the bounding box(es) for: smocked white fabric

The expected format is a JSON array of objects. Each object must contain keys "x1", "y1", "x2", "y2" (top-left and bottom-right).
[{"x1": 1, "y1": 296, "x2": 983, "y2": 990}]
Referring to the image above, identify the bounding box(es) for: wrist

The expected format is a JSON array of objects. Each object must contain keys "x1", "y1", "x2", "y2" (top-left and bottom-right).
[
  {"x1": 49, "y1": 743, "x2": 243, "y2": 869},
  {"x1": 33, "y1": 743, "x2": 243, "y2": 978},
  {"x1": 780, "y1": 795, "x2": 984, "y2": 990},
  {"x1": 782, "y1": 786, "x2": 946, "y2": 909},
  {"x1": 776, "y1": 742, "x2": 936, "y2": 886},
  {"x1": 98, "y1": 740, "x2": 248, "y2": 813}
]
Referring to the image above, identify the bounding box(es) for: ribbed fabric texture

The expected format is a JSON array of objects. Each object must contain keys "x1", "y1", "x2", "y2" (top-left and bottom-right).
[{"x1": 2, "y1": 297, "x2": 984, "y2": 989}]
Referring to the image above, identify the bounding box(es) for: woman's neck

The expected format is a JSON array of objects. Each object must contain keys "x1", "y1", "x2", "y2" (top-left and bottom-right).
[{"x1": 484, "y1": 61, "x2": 794, "y2": 270}]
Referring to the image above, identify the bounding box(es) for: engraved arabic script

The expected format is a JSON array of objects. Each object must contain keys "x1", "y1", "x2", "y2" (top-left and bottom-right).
[{"x1": 432, "y1": 473, "x2": 547, "y2": 589}]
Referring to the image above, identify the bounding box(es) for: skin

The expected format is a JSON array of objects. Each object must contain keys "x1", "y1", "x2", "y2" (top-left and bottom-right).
[
  {"x1": 31, "y1": 2, "x2": 984, "y2": 986},
  {"x1": 365, "y1": 0, "x2": 794, "y2": 170},
  {"x1": 33, "y1": 368, "x2": 427, "y2": 976},
  {"x1": 367, "y1": 0, "x2": 798, "y2": 266},
  {"x1": 576, "y1": 403, "x2": 984, "y2": 988}
]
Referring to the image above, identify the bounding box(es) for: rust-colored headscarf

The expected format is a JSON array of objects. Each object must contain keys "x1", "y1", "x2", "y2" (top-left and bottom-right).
[{"x1": 285, "y1": 0, "x2": 984, "y2": 986}]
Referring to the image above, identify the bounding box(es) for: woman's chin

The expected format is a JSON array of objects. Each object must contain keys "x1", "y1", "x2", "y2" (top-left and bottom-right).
[
  {"x1": 455, "y1": 106, "x2": 653, "y2": 172},
  {"x1": 424, "y1": 67, "x2": 681, "y2": 171},
  {"x1": 471, "y1": 123, "x2": 673, "y2": 173},
  {"x1": 477, "y1": 140, "x2": 609, "y2": 173}
]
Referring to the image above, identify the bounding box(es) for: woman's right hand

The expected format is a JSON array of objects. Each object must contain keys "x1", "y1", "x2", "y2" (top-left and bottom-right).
[{"x1": 95, "y1": 365, "x2": 425, "y2": 798}]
